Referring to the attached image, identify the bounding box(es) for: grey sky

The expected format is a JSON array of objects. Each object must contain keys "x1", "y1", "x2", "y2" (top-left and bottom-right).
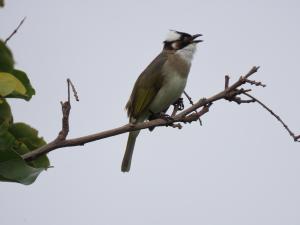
[{"x1": 1, "y1": 0, "x2": 300, "y2": 224}]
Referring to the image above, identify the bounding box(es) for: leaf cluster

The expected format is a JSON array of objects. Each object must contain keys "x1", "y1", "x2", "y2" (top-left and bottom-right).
[{"x1": 0, "y1": 40, "x2": 49, "y2": 185}]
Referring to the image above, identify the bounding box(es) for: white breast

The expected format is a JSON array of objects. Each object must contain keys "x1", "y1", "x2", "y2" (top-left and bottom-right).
[
  {"x1": 148, "y1": 44, "x2": 197, "y2": 114},
  {"x1": 149, "y1": 71, "x2": 187, "y2": 113}
]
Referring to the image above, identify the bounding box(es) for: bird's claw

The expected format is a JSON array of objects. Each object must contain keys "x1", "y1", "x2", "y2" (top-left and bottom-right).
[
  {"x1": 173, "y1": 98, "x2": 184, "y2": 110},
  {"x1": 159, "y1": 112, "x2": 174, "y2": 125}
]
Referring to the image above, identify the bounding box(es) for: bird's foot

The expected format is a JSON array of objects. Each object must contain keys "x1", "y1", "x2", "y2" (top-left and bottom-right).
[
  {"x1": 159, "y1": 112, "x2": 175, "y2": 125},
  {"x1": 173, "y1": 97, "x2": 184, "y2": 110}
]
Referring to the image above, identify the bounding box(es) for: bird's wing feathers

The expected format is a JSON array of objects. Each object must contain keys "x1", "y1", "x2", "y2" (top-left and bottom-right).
[{"x1": 126, "y1": 52, "x2": 169, "y2": 119}]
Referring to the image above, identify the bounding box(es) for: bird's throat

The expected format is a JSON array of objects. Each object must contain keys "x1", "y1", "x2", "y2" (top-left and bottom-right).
[{"x1": 175, "y1": 43, "x2": 197, "y2": 64}]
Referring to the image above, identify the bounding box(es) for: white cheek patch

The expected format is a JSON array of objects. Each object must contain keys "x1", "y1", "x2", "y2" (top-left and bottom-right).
[
  {"x1": 165, "y1": 30, "x2": 181, "y2": 42},
  {"x1": 171, "y1": 42, "x2": 178, "y2": 49}
]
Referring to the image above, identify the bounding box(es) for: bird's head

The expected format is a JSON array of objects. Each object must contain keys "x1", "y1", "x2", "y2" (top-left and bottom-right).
[{"x1": 163, "y1": 30, "x2": 203, "y2": 51}]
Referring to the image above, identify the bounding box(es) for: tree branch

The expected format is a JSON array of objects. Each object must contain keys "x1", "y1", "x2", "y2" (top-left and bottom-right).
[
  {"x1": 243, "y1": 92, "x2": 300, "y2": 142},
  {"x1": 55, "y1": 79, "x2": 79, "y2": 141},
  {"x1": 183, "y1": 90, "x2": 202, "y2": 125},
  {"x1": 5, "y1": 17, "x2": 26, "y2": 44},
  {"x1": 21, "y1": 66, "x2": 299, "y2": 161}
]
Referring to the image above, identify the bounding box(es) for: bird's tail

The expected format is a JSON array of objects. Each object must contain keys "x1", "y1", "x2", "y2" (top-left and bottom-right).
[{"x1": 121, "y1": 130, "x2": 140, "y2": 172}]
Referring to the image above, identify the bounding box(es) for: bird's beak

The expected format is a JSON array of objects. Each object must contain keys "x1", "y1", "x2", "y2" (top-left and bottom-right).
[{"x1": 191, "y1": 34, "x2": 203, "y2": 43}]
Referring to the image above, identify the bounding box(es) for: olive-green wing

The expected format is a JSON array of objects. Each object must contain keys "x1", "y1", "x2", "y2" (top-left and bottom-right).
[
  {"x1": 126, "y1": 52, "x2": 168, "y2": 119},
  {"x1": 131, "y1": 86, "x2": 157, "y2": 118}
]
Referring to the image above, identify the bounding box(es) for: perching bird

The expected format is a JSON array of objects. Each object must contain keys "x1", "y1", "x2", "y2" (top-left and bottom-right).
[{"x1": 122, "y1": 30, "x2": 202, "y2": 172}]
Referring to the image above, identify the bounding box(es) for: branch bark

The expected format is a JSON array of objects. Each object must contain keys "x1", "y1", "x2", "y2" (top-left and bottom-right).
[
  {"x1": 5, "y1": 17, "x2": 26, "y2": 44},
  {"x1": 21, "y1": 66, "x2": 299, "y2": 162}
]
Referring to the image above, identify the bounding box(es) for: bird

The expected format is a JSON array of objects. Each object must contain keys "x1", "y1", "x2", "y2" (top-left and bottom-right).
[{"x1": 122, "y1": 30, "x2": 202, "y2": 172}]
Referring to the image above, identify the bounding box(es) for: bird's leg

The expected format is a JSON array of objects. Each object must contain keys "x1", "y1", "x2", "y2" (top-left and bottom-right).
[
  {"x1": 172, "y1": 97, "x2": 184, "y2": 110},
  {"x1": 148, "y1": 111, "x2": 161, "y2": 131}
]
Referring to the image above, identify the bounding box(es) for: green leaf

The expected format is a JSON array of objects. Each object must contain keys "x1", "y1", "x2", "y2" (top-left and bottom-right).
[
  {"x1": 0, "y1": 130, "x2": 43, "y2": 185},
  {"x1": 0, "y1": 128, "x2": 47, "y2": 185},
  {"x1": 0, "y1": 148, "x2": 44, "y2": 185},
  {"x1": 0, "y1": 175, "x2": 15, "y2": 182},
  {"x1": 0, "y1": 0, "x2": 4, "y2": 7},
  {"x1": 0, "y1": 129, "x2": 15, "y2": 152},
  {"x1": 0, "y1": 40, "x2": 14, "y2": 72},
  {"x1": 0, "y1": 39, "x2": 49, "y2": 185},
  {"x1": 0, "y1": 42, "x2": 35, "y2": 101},
  {"x1": 0, "y1": 99, "x2": 13, "y2": 129},
  {"x1": 9, "y1": 122, "x2": 49, "y2": 168},
  {"x1": 8, "y1": 69, "x2": 35, "y2": 100},
  {"x1": 0, "y1": 72, "x2": 26, "y2": 97},
  {"x1": 9, "y1": 123, "x2": 46, "y2": 149}
]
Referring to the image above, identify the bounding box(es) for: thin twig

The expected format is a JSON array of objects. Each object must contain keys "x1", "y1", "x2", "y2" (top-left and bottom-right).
[
  {"x1": 56, "y1": 79, "x2": 78, "y2": 141},
  {"x1": 5, "y1": 17, "x2": 26, "y2": 44},
  {"x1": 67, "y1": 79, "x2": 79, "y2": 101},
  {"x1": 244, "y1": 66, "x2": 260, "y2": 79},
  {"x1": 183, "y1": 90, "x2": 194, "y2": 105},
  {"x1": 182, "y1": 105, "x2": 210, "y2": 123},
  {"x1": 231, "y1": 97, "x2": 256, "y2": 104},
  {"x1": 243, "y1": 92, "x2": 300, "y2": 142},
  {"x1": 245, "y1": 79, "x2": 266, "y2": 87},
  {"x1": 183, "y1": 91, "x2": 202, "y2": 125},
  {"x1": 225, "y1": 75, "x2": 230, "y2": 89},
  {"x1": 225, "y1": 88, "x2": 253, "y2": 104}
]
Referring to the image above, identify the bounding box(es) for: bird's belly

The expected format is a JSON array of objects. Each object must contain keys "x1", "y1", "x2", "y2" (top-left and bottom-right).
[{"x1": 149, "y1": 75, "x2": 187, "y2": 113}]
